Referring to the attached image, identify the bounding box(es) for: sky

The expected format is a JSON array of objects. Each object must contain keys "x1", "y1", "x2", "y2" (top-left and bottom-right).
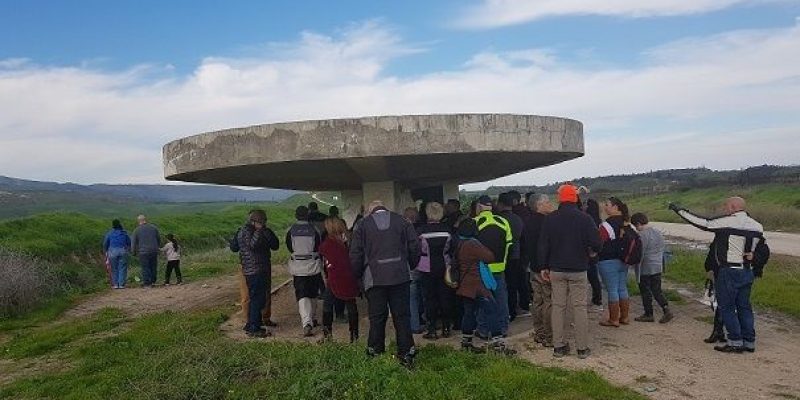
[{"x1": 1, "y1": 0, "x2": 799, "y2": 189}]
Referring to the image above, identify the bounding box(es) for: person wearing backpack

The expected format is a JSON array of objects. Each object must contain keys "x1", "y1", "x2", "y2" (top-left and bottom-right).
[
  {"x1": 454, "y1": 219, "x2": 498, "y2": 352},
  {"x1": 631, "y1": 213, "x2": 673, "y2": 323},
  {"x1": 669, "y1": 197, "x2": 766, "y2": 353},
  {"x1": 597, "y1": 197, "x2": 634, "y2": 327},
  {"x1": 286, "y1": 206, "x2": 325, "y2": 337},
  {"x1": 416, "y1": 202, "x2": 457, "y2": 340}
]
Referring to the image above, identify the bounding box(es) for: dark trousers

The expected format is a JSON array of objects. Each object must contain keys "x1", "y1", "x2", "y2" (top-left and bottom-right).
[
  {"x1": 138, "y1": 253, "x2": 158, "y2": 286},
  {"x1": 334, "y1": 298, "x2": 346, "y2": 319},
  {"x1": 716, "y1": 267, "x2": 756, "y2": 347},
  {"x1": 506, "y1": 259, "x2": 530, "y2": 318},
  {"x1": 322, "y1": 288, "x2": 358, "y2": 333},
  {"x1": 711, "y1": 308, "x2": 725, "y2": 338},
  {"x1": 638, "y1": 273, "x2": 668, "y2": 316},
  {"x1": 244, "y1": 271, "x2": 267, "y2": 332},
  {"x1": 164, "y1": 260, "x2": 182, "y2": 284},
  {"x1": 365, "y1": 282, "x2": 414, "y2": 356},
  {"x1": 421, "y1": 272, "x2": 455, "y2": 333},
  {"x1": 587, "y1": 262, "x2": 602, "y2": 305},
  {"x1": 462, "y1": 295, "x2": 500, "y2": 337}
]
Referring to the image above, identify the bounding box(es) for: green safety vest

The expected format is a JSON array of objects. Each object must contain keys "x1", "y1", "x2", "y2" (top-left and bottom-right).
[{"x1": 474, "y1": 211, "x2": 512, "y2": 273}]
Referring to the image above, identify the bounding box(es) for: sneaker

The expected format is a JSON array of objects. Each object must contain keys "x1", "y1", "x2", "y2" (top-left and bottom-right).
[
  {"x1": 577, "y1": 348, "x2": 592, "y2": 359},
  {"x1": 164, "y1": 282, "x2": 171, "y2": 286},
  {"x1": 659, "y1": 308, "x2": 674, "y2": 324},
  {"x1": 634, "y1": 314, "x2": 655, "y2": 322},
  {"x1": 714, "y1": 344, "x2": 744, "y2": 353},
  {"x1": 553, "y1": 344, "x2": 571, "y2": 358},
  {"x1": 303, "y1": 325, "x2": 314, "y2": 337}
]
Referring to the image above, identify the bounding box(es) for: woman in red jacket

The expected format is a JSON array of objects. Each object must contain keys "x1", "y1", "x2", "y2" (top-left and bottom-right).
[{"x1": 319, "y1": 217, "x2": 361, "y2": 343}]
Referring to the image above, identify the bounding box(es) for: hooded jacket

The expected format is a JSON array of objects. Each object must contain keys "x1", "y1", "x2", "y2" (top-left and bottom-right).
[
  {"x1": 103, "y1": 228, "x2": 131, "y2": 254},
  {"x1": 350, "y1": 207, "x2": 420, "y2": 291}
]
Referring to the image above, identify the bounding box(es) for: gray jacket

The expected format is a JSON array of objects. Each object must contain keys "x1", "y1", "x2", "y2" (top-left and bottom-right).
[
  {"x1": 132, "y1": 223, "x2": 161, "y2": 255},
  {"x1": 286, "y1": 221, "x2": 322, "y2": 276},
  {"x1": 350, "y1": 207, "x2": 420, "y2": 291},
  {"x1": 636, "y1": 226, "x2": 665, "y2": 277}
]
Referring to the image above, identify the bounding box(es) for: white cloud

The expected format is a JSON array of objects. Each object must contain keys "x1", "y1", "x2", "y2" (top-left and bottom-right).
[
  {"x1": 455, "y1": 0, "x2": 770, "y2": 29},
  {"x1": 0, "y1": 21, "x2": 798, "y2": 187}
]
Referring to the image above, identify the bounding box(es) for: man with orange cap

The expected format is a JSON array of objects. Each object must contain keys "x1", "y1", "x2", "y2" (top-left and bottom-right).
[{"x1": 538, "y1": 184, "x2": 603, "y2": 359}]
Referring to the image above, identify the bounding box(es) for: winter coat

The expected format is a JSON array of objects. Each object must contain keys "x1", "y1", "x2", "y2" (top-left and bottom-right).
[
  {"x1": 415, "y1": 222, "x2": 454, "y2": 276},
  {"x1": 350, "y1": 207, "x2": 420, "y2": 291},
  {"x1": 103, "y1": 228, "x2": 131, "y2": 255},
  {"x1": 538, "y1": 203, "x2": 602, "y2": 273},
  {"x1": 285, "y1": 221, "x2": 322, "y2": 276},
  {"x1": 161, "y1": 242, "x2": 181, "y2": 261},
  {"x1": 238, "y1": 225, "x2": 280, "y2": 276},
  {"x1": 455, "y1": 238, "x2": 496, "y2": 300},
  {"x1": 319, "y1": 237, "x2": 360, "y2": 300},
  {"x1": 132, "y1": 223, "x2": 161, "y2": 255}
]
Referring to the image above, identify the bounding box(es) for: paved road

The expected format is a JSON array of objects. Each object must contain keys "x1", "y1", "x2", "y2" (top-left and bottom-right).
[{"x1": 652, "y1": 222, "x2": 800, "y2": 257}]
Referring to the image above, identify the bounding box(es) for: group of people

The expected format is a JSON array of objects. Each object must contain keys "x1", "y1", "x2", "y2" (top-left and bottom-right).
[
  {"x1": 102, "y1": 214, "x2": 183, "y2": 289},
  {"x1": 234, "y1": 189, "x2": 768, "y2": 367}
]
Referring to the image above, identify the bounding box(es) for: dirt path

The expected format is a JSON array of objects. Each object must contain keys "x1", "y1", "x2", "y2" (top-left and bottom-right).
[
  {"x1": 652, "y1": 222, "x2": 800, "y2": 257},
  {"x1": 58, "y1": 269, "x2": 800, "y2": 399}
]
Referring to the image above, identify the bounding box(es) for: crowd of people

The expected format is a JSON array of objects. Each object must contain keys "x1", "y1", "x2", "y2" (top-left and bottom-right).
[{"x1": 103, "y1": 189, "x2": 768, "y2": 367}]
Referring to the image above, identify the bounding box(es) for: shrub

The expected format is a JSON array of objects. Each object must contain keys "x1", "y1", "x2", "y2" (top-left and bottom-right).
[{"x1": 0, "y1": 249, "x2": 57, "y2": 317}]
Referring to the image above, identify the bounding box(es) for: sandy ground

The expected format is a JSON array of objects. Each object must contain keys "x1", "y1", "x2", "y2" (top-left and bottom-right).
[
  {"x1": 11, "y1": 267, "x2": 798, "y2": 399},
  {"x1": 652, "y1": 222, "x2": 800, "y2": 257}
]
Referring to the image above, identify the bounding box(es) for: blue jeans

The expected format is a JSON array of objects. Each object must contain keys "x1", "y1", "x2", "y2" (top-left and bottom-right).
[
  {"x1": 598, "y1": 259, "x2": 629, "y2": 303},
  {"x1": 409, "y1": 275, "x2": 423, "y2": 333},
  {"x1": 138, "y1": 253, "x2": 158, "y2": 286},
  {"x1": 478, "y1": 272, "x2": 508, "y2": 336},
  {"x1": 716, "y1": 267, "x2": 755, "y2": 348},
  {"x1": 462, "y1": 295, "x2": 500, "y2": 337},
  {"x1": 108, "y1": 251, "x2": 128, "y2": 287}
]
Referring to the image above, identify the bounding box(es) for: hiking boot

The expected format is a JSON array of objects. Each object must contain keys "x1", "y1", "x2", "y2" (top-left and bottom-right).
[
  {"x1": 714, "y1": 344, "x2": 744, "y2": 354},
  {"x1": 659, "y1": 308, "x2": 674, "y2": 324},
  {"x1": 423, "y1": 331, "x2": 439, "y2": 340},
  {"x1": 553, "y1": 344, "x2": 570, "y2": 358},
  {"x1": 634, "y1": 314, "x2": 655, "y2": 322},
  {"x1": 577, "y1": 348, "x2": 592, "y2": 359},
  {"x1": 619, "y1": 299, "x2": 631, "y2": 325},
  {"x1": 303, "y1": 324, "x2": 314, "y2": 337},
  {"x1": 349, "y1": 330, "x2": 359, "y2": 344},
  {"x1": 599, "y1": 302, "x2": 620, "y2": 327},
  {"x1": 704, "y1": 332, "x2": 726, "y2": 344},
  {"x1": 441, "y1": 327, "x2": 451, "y2": 338}
]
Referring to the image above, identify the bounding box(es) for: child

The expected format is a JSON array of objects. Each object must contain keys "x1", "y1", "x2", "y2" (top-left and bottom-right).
[
  {"x1": 631, "y1": 213, "x2": 673, "y2": 323},
  {"x1": 162, "y1": 233, "x2": 182, "y2": 285}
]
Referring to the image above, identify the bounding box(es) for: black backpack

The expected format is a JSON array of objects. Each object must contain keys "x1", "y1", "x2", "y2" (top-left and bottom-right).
[
  {"x1": 619, "y1": 225, "x2": 643, "y2": 266},
  {"x1": 229, "y1": 228, "x2": 241, "y2": 253},
  {"x1": 750, "y1": 237, "x2": 770, "y2": 278}
]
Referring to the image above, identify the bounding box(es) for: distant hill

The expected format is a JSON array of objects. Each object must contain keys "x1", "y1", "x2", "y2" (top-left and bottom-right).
[
  {"x1": 0, "y1": 176, "x2": 297, "y2": 203},
  {"x1": 477, "y1": 165, "x2": 800, "y2": 196}
]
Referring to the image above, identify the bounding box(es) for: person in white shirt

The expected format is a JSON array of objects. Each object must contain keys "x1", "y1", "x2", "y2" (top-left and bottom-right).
[{"x1": 161, "y1": 233, "x2": 182, "y2": 285}]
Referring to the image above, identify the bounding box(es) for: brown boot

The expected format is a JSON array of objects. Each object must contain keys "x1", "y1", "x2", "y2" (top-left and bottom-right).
[
  {"x1": 619, "y1": 299, "x2": 630, "y2": 325},
  {"x1": 599, "y1": 302, "x2": 620, "y2": 327}
]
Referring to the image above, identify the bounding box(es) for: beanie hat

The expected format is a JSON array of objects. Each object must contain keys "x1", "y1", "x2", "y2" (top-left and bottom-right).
[{"x1": 558, "y1": 184, "x2": 579, "y2": 203}]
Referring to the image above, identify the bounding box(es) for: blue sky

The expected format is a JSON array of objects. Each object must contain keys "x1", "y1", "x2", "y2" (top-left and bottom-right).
[{"x1": 1, "y1": 0, "x2": 799, "y2": 187}]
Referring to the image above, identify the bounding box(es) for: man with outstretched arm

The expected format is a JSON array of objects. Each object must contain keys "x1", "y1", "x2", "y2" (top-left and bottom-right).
[{"x1": 669, "y1": 197, "x2": 764, "y2": 353}]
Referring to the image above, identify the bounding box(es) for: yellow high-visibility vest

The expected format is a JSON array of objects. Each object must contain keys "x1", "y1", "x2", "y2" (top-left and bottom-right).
[{"x1": 475, "y1": 211, "x2": 512, "y2": 273}]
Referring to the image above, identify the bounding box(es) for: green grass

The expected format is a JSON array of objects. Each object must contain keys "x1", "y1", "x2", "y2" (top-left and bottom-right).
[
  {"x1": 664, "y1": 249, "x2": 800, "y2": 317},
  {"x1": 626, "y1": 279, "x2": 686, "y2": 305},
  {"x1": 624, "y1": 183, "x2": 800, "y2": 232},
  {"x1": 0, "y1": 308, "x2": 643, "y2": 400}
]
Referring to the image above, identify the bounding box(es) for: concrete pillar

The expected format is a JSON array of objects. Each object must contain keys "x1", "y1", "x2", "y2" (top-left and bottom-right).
[
  {"x1": 442, "y1": 181, "x2": 460, "y2": 203},
  {"x1": 362, "y1": 181, "x2": 416, "y2": 213},
  {"x1": 340, "y1": 190, "x2": 363, "y2": 227}
]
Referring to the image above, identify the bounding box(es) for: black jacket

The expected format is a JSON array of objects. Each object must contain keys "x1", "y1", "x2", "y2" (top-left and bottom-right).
[
  {"x1": 350, "y1": 207, "x2": 421, "y2": 290},
  {"x1": 538, "y1": 203, "x2": 602, "y2": 273},
  {"x1": 498, "y1": 209, "x2": 523, "y2": 261},
  {"x1": 521, "y1": 212, "x2": 546, "y2": 273},
  {"x1": 238, "y1": 225, "x2": 280, "y2": 276}
]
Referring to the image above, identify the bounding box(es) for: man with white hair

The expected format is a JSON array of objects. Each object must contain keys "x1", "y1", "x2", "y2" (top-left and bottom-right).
[
  {"x1": 670, "y1": 197, "x2": 765, "y2": 353},
  {"x1": 350, "y1": 200, "x2": 421, "y2": 368},
  {"x1": 131, "y1": 214, "x2": 161, "y2": 288}
]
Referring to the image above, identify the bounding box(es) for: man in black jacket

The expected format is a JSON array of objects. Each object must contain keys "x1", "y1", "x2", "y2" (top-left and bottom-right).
[
  {"x1": 538, "y1": 185, "x2": 602, "y2": 359},
  {"x1": 350, "y1": 200, "x2": 421, "y2": 368},
  {"x1": 497, "y1": 192, "x2": 529, "y2": 321},
  {"x1": 237, "y1": 209, "x2": 280, "y2": 338}
]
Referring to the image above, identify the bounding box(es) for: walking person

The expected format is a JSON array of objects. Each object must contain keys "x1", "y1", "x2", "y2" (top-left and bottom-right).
[
  {"x1": 238, "y1": 209, "x2": 280, "y2": 338},
  {"x1": 350, "y1": 200, "x2": 420, "y2": 368},
  {"x1": 670, "y1": 197, "x2": 765, "y2": 353},
  {"x1": 454, "y1": 219, "x2": 500, "y2": 352},
  {"x1": 319, "y1": 217, "x2": 361, "y2": 343},
  {"x1": 474, "y1": 195, "x2": 513, "y2": 347},
  {"x1": 597, "y1": 197, "x2": 632, "y2": 327},
  {"x1": 103, "y1": 219, "x2": 131, "y2": 289},
  {"x1": 416, "y1": 202, "x2": 456, "y2": 339},
  {"x1": 538, "y1": 184, "x2": 602, "y2": 359},
  {"x1": 631, "y1": 213, "x2": 673, "y2": 323},
  {"x1": 497, "y1": 192, "x2": 529, "y2": 320},
  {"x1": 286, "y1": 206, "x2": 325, "y2": 337},
  {"x1": 131, "y1": 215, "x2": 161, "y2": 288},
  {"x1": 522, "y1": 194, "x2": 554, "y2": 346},
  {"x1": 161, "y1": 234, "x2": 182, "y2": 285}
]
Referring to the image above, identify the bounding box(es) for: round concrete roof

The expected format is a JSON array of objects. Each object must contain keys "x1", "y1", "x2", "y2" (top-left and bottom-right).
[{"x1": 163, "y1": 114, "x2": 584, "y2": 190}]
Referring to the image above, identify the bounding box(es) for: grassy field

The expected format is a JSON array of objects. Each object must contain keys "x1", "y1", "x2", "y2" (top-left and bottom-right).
[
  {"x1": 0, "y1": 306, "x2": 644, "y2": 400},
  {"x1": 662, "y1": 248, "x2": 800, "y2": 318},
  {"x1": 623, "y1": 184, "x2": 800, "y2": 232}
]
